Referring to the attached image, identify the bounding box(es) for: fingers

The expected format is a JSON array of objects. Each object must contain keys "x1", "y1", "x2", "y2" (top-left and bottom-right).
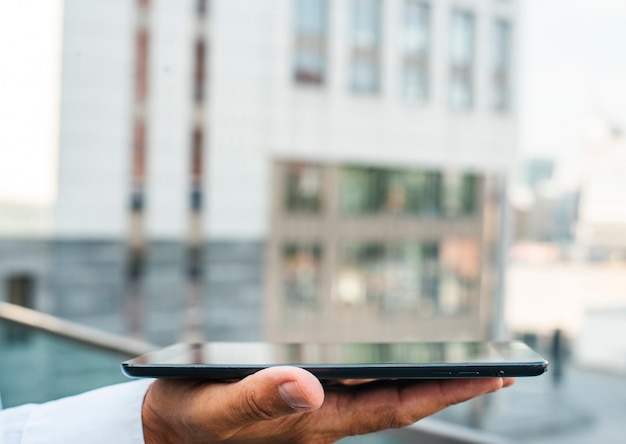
[
  {"x1": 503, "y1": 377, "x2": 516, "y2": 388},
  {"x1": 433, "y1": 378, "x2": 504, "y2": 407},
  {"x1": 193, "y1": 366, "x2": 325, "y2": 440},
  {"x1": 143, "y1": 373, "x2": 516, "y2": 444},
  {"x1": 319, "y1": 377, "x2": 509, "y2": 437}
]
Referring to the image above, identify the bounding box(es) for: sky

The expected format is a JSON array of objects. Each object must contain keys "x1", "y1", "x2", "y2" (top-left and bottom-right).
[
  {"x1": 1, "y1": 0, "x2": 626, "y2": 205},
  {"x1": 0, "y1": 0, "x2": 62, "y2": 205},
  {"x1": 519, "y1": 0, "x2": 626, "y2": 160}
]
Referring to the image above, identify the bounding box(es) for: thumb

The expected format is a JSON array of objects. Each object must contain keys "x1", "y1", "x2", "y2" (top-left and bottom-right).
[{"x1": 207, "y1": 366, "x2": 325, "y2": 436}]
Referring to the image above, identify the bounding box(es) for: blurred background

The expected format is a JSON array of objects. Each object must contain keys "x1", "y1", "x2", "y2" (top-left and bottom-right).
[{"x1": 1, "y1": 0, "x2": 625, "y2": 442}]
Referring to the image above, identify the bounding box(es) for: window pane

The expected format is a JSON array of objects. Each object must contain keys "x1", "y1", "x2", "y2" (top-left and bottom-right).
[
  {"x1": 443, "y1": 172, "x2": 479, "y2": 216},
  {"x1": 340, "y1": 167, "x2": 445, "y2": 216},
  {"x1": 295, "y1": 0, "x2": 326, "y2": 36},
  {"x1": 294, "y1": 0, "x2": 327, "y2": 85},
  {"x1": 403, "y1": 1, "x2": 429, "y2": 56},
  {"x1": 440, "y1": 238, "x2": 480, "y2": 315},
  {"x1": 282, "y1": 243, "x2": 322, "y2": 308},
  {"x1": 341, "y1": 167, "x2": 387, "y2": 214},
  {"x1": 352, "y1": 0, "x2": 381, "y2": 48},
  {"x1": 493, "y1": 20, "x2": 512, "y2": 111},
  {"x1": 284, "y1": 163, "x2": 323, "y2": 213},
  {"x1": 406, "y1": 171, "x2": 442, "y2": 215},
  {"x1": 449, "y1": 9, "x2": 475, "y2": 110},
  {"x1": 350, "y1": 0, "x2": 381, "y2": 93},
  {"x1": 442, "y1": 172, "x2": 463, "y2": 216},
  {"x1": 462, "y1": 174, "x2": 478, "y2": 214},
  {"x1": 335, "y1": 241, "x2": 471, "y2": 316},
  {"x1": 401, "y1": 1, "x2": 430, "y2": 102},
  {"x1": 450, "y1": 11, "x2": 474, "y2": 65}
]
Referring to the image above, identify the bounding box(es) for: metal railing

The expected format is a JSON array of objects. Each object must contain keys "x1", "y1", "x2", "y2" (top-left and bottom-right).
[{"x1": 0, "y1": 301, "x2": 156, "y2": 356}]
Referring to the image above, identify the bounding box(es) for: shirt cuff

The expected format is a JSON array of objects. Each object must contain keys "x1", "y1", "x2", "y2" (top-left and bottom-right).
[{"x1": 20, "y1": 379, "x2": 153, "y2": 444}]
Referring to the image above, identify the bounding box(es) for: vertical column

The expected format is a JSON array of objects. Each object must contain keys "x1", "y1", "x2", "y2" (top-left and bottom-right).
[
  {"x1": 183, "y1": 0, "x2": 209, "y2": 341},
  {"x1": 125, "y1": 0, "x2": 151, "y2": 339}
]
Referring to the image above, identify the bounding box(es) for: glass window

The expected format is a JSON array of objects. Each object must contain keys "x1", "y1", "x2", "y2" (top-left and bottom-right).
[
  {"x1": 401, "y1": 1, "x2": 430, "y2": 103},
  {"x1": 405, "y1": 171, "x2": 442, "y2": 215},
  {"x1": 341, "y1": 167, "x2": 388, "y2": 214},
  {"x1": 493, "y1": 20, "x2": 512, "y2": 111},
  {"x1": 350, "y1": 0, "x2": 382, "y2": 93},
  {"x1": 335, "y1": 241, "x2": 468, "y2": 316},
  {"x1": 284, "y1": 163, "x2": 323, "y2": 213},
  {"x1": 461, "y1": 174, "x2": 478, "y2": 214},
  {"x1": 420, "y1": 242, "x2": 440, "y2": 313},
  {"x1": 442, "y1": 172, "x2": 463, "y2": 216},
  {"x1": 449, "y1": 9, "x2": 475, "y2": 110},
  {"x1": 440, "y1": 238, "x2": 480, "y2": 315},
  {"x1": 443, "y1": 172, "x2": 479, "y2": 216},
  {"x1": 282, "y1": 243, "x2": 322, "y2": 308},
  {"x1": 293, "y1": 0, "x2": 327, "y2": 85},
  {"x1": 340, "y1": 167, "x2": 443, "y2": 216}
]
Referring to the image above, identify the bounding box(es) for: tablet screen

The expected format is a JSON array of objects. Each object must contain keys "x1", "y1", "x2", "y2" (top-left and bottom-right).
[{"x1": 129, "y1": 341, "x2": 542, "y2": 366}]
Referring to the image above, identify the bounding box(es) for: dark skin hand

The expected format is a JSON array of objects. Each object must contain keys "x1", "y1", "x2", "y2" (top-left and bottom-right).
[{"x1": 142, "y1": 366, "x2": 515, "y2": 444}]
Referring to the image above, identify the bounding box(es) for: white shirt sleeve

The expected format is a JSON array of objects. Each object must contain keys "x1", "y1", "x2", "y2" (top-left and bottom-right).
[{"x1": 0, "y1": 379, "x2": 153, "y2": 444}]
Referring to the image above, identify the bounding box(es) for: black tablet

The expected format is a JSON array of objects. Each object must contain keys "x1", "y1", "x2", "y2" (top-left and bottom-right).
[{"x1": 121, "y1": 340, "x2": 548, "y2": 380}]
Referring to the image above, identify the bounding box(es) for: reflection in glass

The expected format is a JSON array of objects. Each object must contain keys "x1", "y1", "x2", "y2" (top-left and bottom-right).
[
  {"x1": 449, "y1": 9, "x2": 475, "y2": 110},
  {"x1": 284, "y1": 163, "x2": 323, "y2": 212},
  {"x1": 350, "y1": 0, "x2": 382, "y2": 93},
  {"x1": 293, "y1": 0, "x2": 327, "y2": 85},
  {"x1": 401, "y1": 1, "x2": 430, "y2": 103}
]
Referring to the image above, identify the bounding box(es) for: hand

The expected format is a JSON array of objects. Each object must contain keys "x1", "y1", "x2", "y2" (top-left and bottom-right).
[{"x1": 142, "y1": 366, "x2": 514, "y2": 444}]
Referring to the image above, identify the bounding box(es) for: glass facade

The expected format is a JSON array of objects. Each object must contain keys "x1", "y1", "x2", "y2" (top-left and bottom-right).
[
  {"x1": 493, "y1": 19, "x2": 512, "y2": 111},
  {"x1": 449, "y1": 9, "x2": 475, "y2": 110},
  {"x1": 400, "y1": 1, "x2": 430, "y2": 103},
  {"x1": 293, "y1": 0, "x2": 327, "y2": 85},
  {"x1": 350, "y1": 0, "x2": 382, "y2": 93},
  {"x1": 340, "y1": 166, "x2": 478, "y2": 217},
  {"x1": 275, "y1": 162, "x2": 484, "y2": 327}
]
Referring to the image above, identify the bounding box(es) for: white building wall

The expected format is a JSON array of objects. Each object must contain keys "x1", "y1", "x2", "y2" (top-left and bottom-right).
[
  {"x1": 207, "y1": 0, "x2": 275, "y2": 239},
  {"x1": 268, "y1": 0, "x2": 518, "y2": 171},
  {"x1": 54, "y1": 0, "x2": 135, "y2": 239},
  {"x1": 147, "y1": 0, "x2": 193, "y2": 239},
  {"x1": 53, "y1": 0, "x2": 518, "y2": 240}
]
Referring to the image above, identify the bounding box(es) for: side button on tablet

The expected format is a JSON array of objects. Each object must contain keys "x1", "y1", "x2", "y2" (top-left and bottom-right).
[
  {"x1": 429, "y1": 371, "x2": 453, "y2": 377},
  {"x1": 457, "y1": 372, "x2": 480, "y2": 376}
]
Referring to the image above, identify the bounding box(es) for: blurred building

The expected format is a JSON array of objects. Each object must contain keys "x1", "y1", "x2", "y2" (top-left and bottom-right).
[
  {"x1": 3, "y1": 0, "x2": 519, "y2": 343},
  {"x1": 510, "y1": 158, "x2": 579, "y2": 244},
  {"x1": 576, "y1": 122, "x2": 626, "y2": 259},
  {"x1": 266, "y1": 0, "x2": 519, "y2": 341}
]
